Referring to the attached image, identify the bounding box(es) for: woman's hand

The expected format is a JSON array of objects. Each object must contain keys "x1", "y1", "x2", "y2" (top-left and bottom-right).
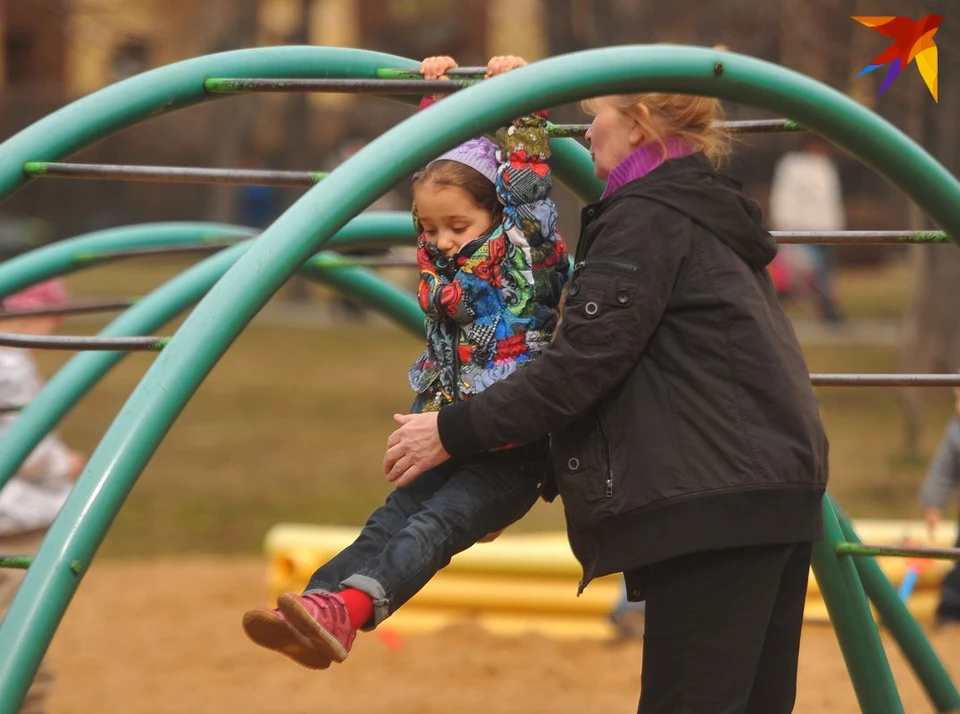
[
  {"x1": 384, "y1": 412, "x2": 451, "y2": 487},
  {"x1": 486, "y1": 55, "x2": 527, "y2": 78},
  {"x1": 421, "y1": 56, "x2": 458, "y2": 80}
]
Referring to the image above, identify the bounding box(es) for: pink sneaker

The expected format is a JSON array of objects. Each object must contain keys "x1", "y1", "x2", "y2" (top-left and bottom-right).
[
  {"x1": 241, "y1": 605, "x2": 333, "y2": 670},
  {"x1": 277, "y1": 591, "x2": 357, "y2": 665}
]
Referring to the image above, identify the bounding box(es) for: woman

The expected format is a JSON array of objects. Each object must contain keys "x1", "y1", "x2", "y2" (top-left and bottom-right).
[{"x1": 384, "y1": 90, "x2": 827, "y2": 713}]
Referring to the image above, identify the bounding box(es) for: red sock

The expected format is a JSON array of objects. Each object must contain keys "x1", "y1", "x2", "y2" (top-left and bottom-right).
[{"x1": 338, "y1": 588, "x2": 374, "y2": 630}]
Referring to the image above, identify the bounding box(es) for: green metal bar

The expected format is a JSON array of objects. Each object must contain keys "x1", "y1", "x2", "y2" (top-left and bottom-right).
[
  {"x1": 4, "y1": 44, "x2": 960, "y2": 710},
  {"x1": 0, "y1": 557, "x2": 33, "y2": 570},
  {"x1": 836, "y1": 542, "x2": 960, "y2": 561},
  {"x1": 835, "y1": 503, "x2": 960, "y2": 712},
  {"x1": 0, "y1": 217, "x2": 417, "y2": 497},
  {"x1": 812, "y1": 498, "x2": 904, "y2": 713}
]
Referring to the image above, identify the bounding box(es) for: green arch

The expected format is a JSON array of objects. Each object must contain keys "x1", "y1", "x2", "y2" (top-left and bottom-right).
[
  {"x1": 0, "y1": 214, "x2": 414, "y2": 300},
  {"x1": 2, "y1": 44, "x2": 960, "y2": 712}
]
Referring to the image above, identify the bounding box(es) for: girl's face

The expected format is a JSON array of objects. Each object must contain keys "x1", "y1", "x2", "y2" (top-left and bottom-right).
[
  {"x1": 413, "y1": 183, "x2": 496, "y2": 257},
  {"x1": 585, "y1": 99, "x2": 646, "y2": 180}
]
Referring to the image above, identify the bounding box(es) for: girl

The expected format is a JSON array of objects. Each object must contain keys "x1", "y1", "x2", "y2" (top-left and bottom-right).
[
  {"x1": 385, "y1": 90, "x2": 828, "y2": 713},
  {"x1": 242, "y1": 55, "x2": 568, "y2": 670},
  {"x1": 0, "y1": 279, "x2": 86, "y2": 714}
]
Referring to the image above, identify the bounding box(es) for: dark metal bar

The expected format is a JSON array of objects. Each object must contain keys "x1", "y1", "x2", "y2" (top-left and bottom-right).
[
  {"x1": 836, "y1": 542, "x2": 960, "y2": 562},
  {"x1": 0, "y1": 556, "x2": 32, "y2": 570},
  {"x1": 0, "y1": 299, "x2": 137, "y2": 320},
  {"x1": 204, "y1": 77, "x2": 473, "y2": 95},
  {"x1": 0, "y1": 333, "x2": 168, "y2": 351},
  {"x1": 73, "y1": 242, "x2": 244, "y2": 265},
  {"x1": 549, "y1": 119, "x2": 805, "y2": 137},
  {"x1": 773, "y1": 230, "x2": 949, "y2": 245},
  {"x1": 24, "y1": 161, "x2": 326, "y2": 187},
  {"x1": 810, "y1": 374, "x2": 960, "y2": 386},
  {"x1": 0, "y1": 406, "x2": 23, "y2": 415},
  {"x1": 376, "y1": 67, "x2": 488, "y2": 79}
]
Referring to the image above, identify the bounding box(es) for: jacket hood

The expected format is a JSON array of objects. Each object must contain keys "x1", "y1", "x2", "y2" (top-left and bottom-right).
[{"x1": 613, "y1": 154, "x2": 778, "y2": 269}]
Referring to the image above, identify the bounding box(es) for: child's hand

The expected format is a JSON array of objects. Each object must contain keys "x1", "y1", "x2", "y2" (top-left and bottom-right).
[
  {"x1": 420, "y1": 56, "x2": 458, "y2": 80},
  {"x1": 486, "y1": 55, "x2": 527, "y2": 78},
  {"x1": 66, "y1": 450, "x2": 86, "y2": 481},
  {"x1": 924, "y1": 506, "x2": 942, "y2": 539}
]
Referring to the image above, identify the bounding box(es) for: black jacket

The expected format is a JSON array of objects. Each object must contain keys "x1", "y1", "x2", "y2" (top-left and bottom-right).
[{"x1": 438, "y1": 154, "x2": 828, "y2": 592}]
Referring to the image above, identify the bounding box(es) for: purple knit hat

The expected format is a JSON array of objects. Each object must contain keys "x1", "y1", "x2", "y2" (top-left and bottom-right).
[{"x1": 429, "y1": 137, "x2": 499, "y2": 184}]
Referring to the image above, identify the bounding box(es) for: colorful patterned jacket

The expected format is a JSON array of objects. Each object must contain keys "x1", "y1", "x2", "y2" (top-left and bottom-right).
[{"x1": 409, "y1": 114, "x2": 569, "y2": 413}]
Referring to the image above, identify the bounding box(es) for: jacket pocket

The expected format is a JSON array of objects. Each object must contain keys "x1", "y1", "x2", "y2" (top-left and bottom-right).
[
  {"x1": 562, "y1": 274, "x2": 636, "y2": 349},
  {"x1": 551, "y1": 416, "x2": 615, "y2": 528}
]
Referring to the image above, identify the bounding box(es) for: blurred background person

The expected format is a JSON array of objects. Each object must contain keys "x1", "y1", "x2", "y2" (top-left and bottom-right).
[
  {"x1": 919, "y1": 379, "x2": 960, "y2": 629},
  {"x1": 769, "y1": 135, "x2": 846, "y2": 324},
  {"x1": 0, "y1": 280, "x2": 86, "y2": 714}
]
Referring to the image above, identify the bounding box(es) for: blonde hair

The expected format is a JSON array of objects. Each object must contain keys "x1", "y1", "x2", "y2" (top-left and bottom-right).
[{"x1": 582, "y1": 93, "x2": 732, "y2": 169}]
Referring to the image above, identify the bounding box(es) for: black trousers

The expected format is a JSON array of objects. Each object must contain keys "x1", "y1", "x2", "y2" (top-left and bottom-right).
[
  {"x1": 936, "y1": 525, "x2": 960, "y2": 622},
  {"x1": 638, "y1": 542, "x2": 813, "y2": 714}
]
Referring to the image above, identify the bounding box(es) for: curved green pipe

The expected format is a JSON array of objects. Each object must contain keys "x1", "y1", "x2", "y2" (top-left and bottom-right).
[
  {"x1": 0, "y1": 223, "x2": 253, "y2": 298},
  {"x1": 0, "y1": 46, "x2": 601, "y2": 205},
  {"x1": 0, "y1": 213, "x2": 415, "y2": 300},
  {"x1": 5, "y1": 44, "x2": 960, "y2": 710},
  {"x1": 0, "y1": 218, "x2": 420, "y2": 494}
]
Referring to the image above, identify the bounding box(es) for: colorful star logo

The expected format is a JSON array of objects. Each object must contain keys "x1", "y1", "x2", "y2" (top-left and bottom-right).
[{"x1": 853, "y1": 15, "x2": 943, "y2": 102}]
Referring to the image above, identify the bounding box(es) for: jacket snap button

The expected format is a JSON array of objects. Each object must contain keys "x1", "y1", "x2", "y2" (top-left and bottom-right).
[
  {"x1": 568, "y1": 282, "x2": 580, "y2": 297},
  {"x1": 587, "y1": 208, "x2": 596, "y2": 216},
  {"x1": 616, "y1": 290, "x2": 630, "y2": 305},
  {"x1": 567, "y1": 457, "x2": 580, "y2": 471},
  {"x1": 584, "y1": 301, "x2": 599, "y2": 316},
  {"x1": 436, "y1": 257, "x2": 449, "y2": 269}
]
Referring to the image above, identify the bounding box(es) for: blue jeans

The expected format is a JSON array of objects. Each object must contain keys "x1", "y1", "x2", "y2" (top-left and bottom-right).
[{"x1": 305, "y1": 443, "x2": 547, "y2": 628}]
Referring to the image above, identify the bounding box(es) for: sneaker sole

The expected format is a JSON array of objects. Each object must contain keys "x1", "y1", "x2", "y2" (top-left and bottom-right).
[
  {"x1": 277, "y1": 593, "x2": 350, "y2": 664},
  {"x1": 241, "y1": 609, "x2": 333, "y2": 670}
]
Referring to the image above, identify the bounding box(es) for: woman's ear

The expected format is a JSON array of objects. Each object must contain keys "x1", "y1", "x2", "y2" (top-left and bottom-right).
[{"x1": 628, "y1": 104, "x2": 651, "y2": 147}]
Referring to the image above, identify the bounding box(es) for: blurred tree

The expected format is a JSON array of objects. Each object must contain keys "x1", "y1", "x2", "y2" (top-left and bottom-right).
[
  {"x1": 206, "y1": 0, "x2": 260, "y2": 225},
  {"x1": 897, "y1": 0, "x2": 960, "y2": 456}
]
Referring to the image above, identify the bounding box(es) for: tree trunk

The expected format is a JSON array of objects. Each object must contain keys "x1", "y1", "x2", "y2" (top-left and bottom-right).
[
  {"x1": 898, "y1": 3, "x2": 960, "y2": 456},
  {"x1": 281, "y1": 0, "x2": 315, "y2": 303},
  {"x1": 206, "y1": 0, "x2": 260, "y2": 224}
]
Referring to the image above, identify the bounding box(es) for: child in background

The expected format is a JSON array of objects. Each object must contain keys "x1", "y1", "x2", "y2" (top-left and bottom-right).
[
  {"x1": 242, "y1": 55, "x2": 568, "y2": 669},
  {"x1": 0, "y1": 279, "x2": 86, "y2": 714},
  {"x1": 919, "y1": 382, "x2": 960, "y2": 628}
]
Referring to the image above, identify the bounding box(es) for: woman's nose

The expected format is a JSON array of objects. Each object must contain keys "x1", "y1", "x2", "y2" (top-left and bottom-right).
[{"x1": 585, "y1": 123, "x2": 594, "y2": 143}]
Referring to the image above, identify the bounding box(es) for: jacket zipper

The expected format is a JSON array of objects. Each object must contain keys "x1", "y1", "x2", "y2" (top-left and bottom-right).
[
  {"x1": 450, "y1": 320, "x2": 462, "y2": 403},
  {"x1": 574, "y1": 257, "x2": 641, "y2": 275},
  {"x1": 597, "y1": 418, "x2": 614, "y2": 497}
]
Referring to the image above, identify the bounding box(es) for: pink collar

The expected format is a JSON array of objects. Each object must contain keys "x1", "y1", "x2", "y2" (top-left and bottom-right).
[{"x1": 601, "y1": 138, "x2": 695, "y2": 199}]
